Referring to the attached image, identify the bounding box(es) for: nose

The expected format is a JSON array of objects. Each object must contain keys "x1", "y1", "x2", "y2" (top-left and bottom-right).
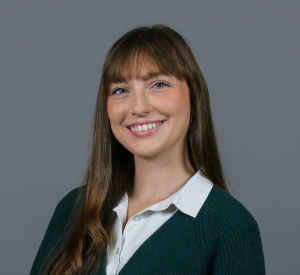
[{"x1": 130, "y1": 90, "x2": 152, "y2": 117}]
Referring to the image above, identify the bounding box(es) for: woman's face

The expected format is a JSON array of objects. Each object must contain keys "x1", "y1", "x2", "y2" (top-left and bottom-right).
[{"x1": 107, "y1": 65, "x2": 191, "y2": 159}]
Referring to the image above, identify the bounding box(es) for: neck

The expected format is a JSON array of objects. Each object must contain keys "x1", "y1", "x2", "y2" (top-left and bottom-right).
[{"x1": 128, "y1": 144, "x2": 195, "y2": 203}]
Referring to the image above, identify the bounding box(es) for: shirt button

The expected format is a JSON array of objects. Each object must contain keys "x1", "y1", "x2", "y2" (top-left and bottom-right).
[
  {"x1": 116, "y1": 248, "x2": 119, "y2": 254},
  {"x1": 133, "y1": 215, "x2": 141, "y2": 221}
]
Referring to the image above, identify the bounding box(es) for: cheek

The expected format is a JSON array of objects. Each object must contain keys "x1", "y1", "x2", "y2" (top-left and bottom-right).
[
  {"x1": 157, "y1": 89, "x2": 190, "y2": 121},
  {"x1": 107, "y1": 103, "x2": 126, "y2": 143},
  {"x1": 107, "y1": 100, "x2": 126, "y2": 125}
]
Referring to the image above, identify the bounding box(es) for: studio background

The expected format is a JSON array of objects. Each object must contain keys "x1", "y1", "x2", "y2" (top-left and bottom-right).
[{"x1": 1, "y1": 1, "x2": 299, "y2": 274}]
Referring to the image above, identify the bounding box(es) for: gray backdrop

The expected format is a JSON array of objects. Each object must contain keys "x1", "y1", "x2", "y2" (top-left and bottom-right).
[{"x1": 1, "y1": 1, "x2": 299, "y2": 274}]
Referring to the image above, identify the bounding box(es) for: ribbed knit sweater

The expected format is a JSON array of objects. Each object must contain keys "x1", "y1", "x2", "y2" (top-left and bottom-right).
[{"x1": 30, "y1": 185, "x2": 265, "y2": 274}]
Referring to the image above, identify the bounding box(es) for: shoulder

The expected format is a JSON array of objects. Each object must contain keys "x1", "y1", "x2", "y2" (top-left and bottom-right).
[
  {"x1": 56, "y1": 186, "x2": 83, "y2": 211},
  {"x1": 197, "y1": 185, "x2": 261, "y2": 235},
  {"x1": 43, "y1": 187, "x2": 84, "y2": 252},
  {"x1": 50, "y1": 186, "x2": 84, "y2": 229},
  {"x1": 29, "y1": 187, "x2": 85, "y2": 275},
  {"x1": 194, "y1": 186, "x2": 265, "y2": 273}
]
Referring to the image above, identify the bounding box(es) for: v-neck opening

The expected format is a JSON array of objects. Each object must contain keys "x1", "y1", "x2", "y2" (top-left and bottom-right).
[
  {"x1": 103, "y1": 185, "x2": 217, "y2": 275},
  {"x1": 116, "y1": 207, "x2": 193, "y2": 274}
]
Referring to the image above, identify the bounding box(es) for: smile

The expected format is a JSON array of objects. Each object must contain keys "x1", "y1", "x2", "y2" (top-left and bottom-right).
[
  {"x1": 129, "y1": 121, "x2": 163, "y2": 132},
  {"x1": 126, "y1": 120, "x2": 166, "y2": 137}
]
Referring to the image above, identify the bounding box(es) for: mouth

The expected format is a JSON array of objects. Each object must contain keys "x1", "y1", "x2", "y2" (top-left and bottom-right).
[
  {"x1": 126, "y1": 120, "x2": 166, "y2": 137},
  {"x1": 126, "y1": 120, "x2": 165, "y2": 132}
]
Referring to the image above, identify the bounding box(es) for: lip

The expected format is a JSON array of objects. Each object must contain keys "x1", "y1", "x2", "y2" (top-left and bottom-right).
[
  {"x1": 125, "y1": 119, "x2": 166, "y2": 127},
  {"x1": 126, "y1": 120, "x2": 166, "y2": 137}
]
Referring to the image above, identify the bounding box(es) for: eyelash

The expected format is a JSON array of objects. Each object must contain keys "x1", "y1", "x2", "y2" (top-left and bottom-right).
[
  {"x1": 111, "y1": 81, "x2": 169, "y2": 95},
  {"x1": 111, "y1": 87, "x2": 127, "y2": 95},
  {"x1": 153, "y1": 81, "x2": 169, "y2": 88}
]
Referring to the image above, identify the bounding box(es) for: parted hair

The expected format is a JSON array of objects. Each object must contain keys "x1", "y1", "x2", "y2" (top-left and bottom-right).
[{"x1": 45, "y1": 24, "x2": 228, "y2": 275}]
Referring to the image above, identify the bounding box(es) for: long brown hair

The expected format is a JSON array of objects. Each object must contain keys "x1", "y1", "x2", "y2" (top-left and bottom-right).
[{"x1": 45, "y1": 24, "x2": 229, "y2": 275}]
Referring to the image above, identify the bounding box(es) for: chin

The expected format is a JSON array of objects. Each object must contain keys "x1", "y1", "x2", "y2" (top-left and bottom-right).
[
  {"x1": 130, "y1": 145, "x2": 163, "y2": 159},
  {"x1": 132, "y1": 149, "x2": 159, "y2": 159}
]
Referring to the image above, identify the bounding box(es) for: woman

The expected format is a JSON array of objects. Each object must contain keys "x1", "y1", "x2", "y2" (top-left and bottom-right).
[{"x1": 30, "y1": 25, "x2": 265, "y2": 275}]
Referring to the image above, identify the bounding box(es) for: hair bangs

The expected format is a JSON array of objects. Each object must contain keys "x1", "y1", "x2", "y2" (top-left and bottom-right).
[{"x1": 103, "y1": 37, "x2": 186, "y2": 91}]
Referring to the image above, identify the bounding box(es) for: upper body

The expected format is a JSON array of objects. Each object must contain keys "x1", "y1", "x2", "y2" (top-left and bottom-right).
[
  {"x1": 30, "y1": 172, "x2": 265, "y2": 275},
  {"x1": 106, "y1": 170, "x2": 214, "y2": 274},
  {"x1": 30, "y1": 25, "x2": 266, "y2": 274}
]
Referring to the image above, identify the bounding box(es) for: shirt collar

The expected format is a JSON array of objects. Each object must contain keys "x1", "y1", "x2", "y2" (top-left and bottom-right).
[
  {"x1": 113, "y1": 170, "x2": 213, "y2": 218},
  {"x1": 172, "y1": 170, "x2": 213, "y2": 217}
]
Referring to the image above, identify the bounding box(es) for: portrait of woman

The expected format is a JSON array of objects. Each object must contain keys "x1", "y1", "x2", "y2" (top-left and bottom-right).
[{"x1": 29, "y1": 24, "x2": 265, "y2": 275}]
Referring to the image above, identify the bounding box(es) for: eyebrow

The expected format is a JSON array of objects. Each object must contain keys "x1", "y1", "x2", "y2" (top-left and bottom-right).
[
  {"x1": 113, "y1": 72, "x2": 164, "y2": 84},
  {"x1": 141, "y1": 72, "x2": 163, "y2": 81}
]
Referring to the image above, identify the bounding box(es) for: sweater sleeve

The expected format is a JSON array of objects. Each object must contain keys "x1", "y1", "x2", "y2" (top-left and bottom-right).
[
  {"x1": 209, "y1": 193, "x2": 265, "y2": 275},
  {"x1": 29, "y1": 188, "x2": 80, "y2": 275}
]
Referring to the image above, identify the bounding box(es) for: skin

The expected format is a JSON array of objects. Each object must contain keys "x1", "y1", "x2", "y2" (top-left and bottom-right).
[{"x1": 107, "y1": 65, "x2": 195, "y2": 226}]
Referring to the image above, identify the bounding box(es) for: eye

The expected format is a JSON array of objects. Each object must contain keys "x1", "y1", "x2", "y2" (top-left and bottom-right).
[
  {"x1": 153, "y1": 81, "x2": 169, "y2": 89},
  {"x1": 111, "y1": 87, "x2": 128, "y2": 95}
]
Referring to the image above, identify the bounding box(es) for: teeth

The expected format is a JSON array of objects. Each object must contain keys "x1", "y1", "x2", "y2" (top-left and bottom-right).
[{"x1": 130, "y1": 122, "x2": 163, "y2": 132}]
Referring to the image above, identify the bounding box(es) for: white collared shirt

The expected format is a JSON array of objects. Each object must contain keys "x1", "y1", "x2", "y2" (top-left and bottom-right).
[{"x1": 106, "y1": 170, "x2": 213, "y2": 275}]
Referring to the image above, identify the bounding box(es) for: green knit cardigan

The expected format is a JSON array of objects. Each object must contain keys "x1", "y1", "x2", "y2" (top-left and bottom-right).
[{"x1": 30, "y1": 185, "x2": 265, "y2": 274}]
